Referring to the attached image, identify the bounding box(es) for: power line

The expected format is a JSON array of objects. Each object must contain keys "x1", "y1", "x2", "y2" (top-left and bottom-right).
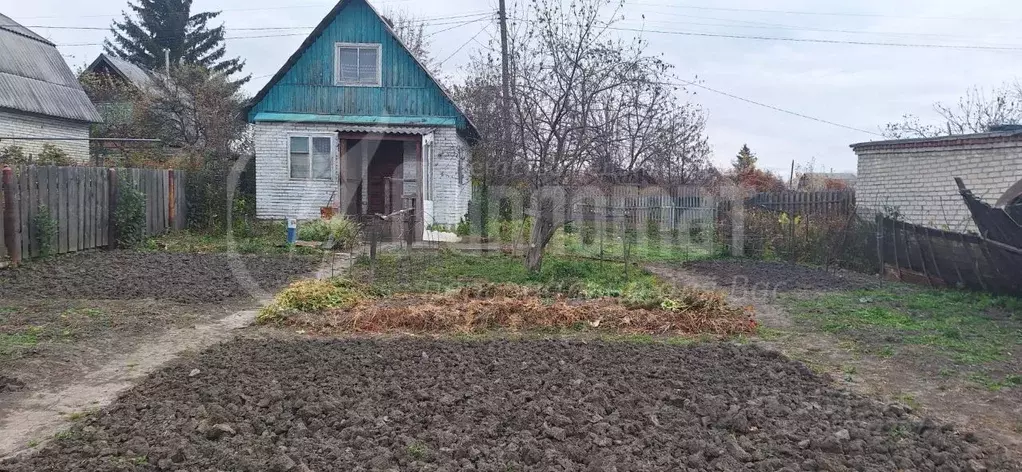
[
  {"x1": 13, "y1": 12, "x2": 493, "y2": 32},
  {"x1": 663, "y1": 79, "x2": 882, "y2": 136},
  {"x1": 438, "y1": 24, "x2": 491, "y2": 66},
  {"x1": 426, "y1": 16, "x2": 494, "y2": 38},
  {"x1": 607, "y1": 25, "x2": 1022, "y2": 51},
  {"x1": 630, "y1": 2, "x2": 1022, "y2": 23}
]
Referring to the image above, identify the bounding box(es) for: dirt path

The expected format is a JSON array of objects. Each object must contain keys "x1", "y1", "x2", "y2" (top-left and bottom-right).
[
  {"x1": 0, "y1": 306, "x2": 261, "y2": 458},
  {"x1": 648, "y1": 264, "x2": 1022, "y2": 463}
]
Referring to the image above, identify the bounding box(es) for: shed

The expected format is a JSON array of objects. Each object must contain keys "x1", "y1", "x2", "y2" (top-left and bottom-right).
[
  {"x1": 851, "y1": 128, "x2": 1022, "y2": 231},
  {"x1": 0, "y1": 13, "x2": 102, "y2": 161}
]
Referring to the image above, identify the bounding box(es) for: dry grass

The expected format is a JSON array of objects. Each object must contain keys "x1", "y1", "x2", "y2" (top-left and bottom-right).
[{"x1": 281, "y1": 284, "x2": 756, "y2": 337}]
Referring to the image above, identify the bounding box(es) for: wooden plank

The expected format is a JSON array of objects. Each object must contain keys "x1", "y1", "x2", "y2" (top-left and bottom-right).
[
  {"x1": 99, "y1": 167, "x2": 108, "y2": 247},
  {"x1": 57, "y1": 167, "x2": 68, "y2": 254},
  {"x1": 47, "y1": 168, "x2": 59, "y2": 252},
  {"x1": 86, "y1": 168, "x2": 95, "y2": 250},
  {"x1": 68, "y1": 168, "x2": 79, "y2": 252},
  {"x1": 27, "y1": 166, "x2": 39, "y2": 258}
]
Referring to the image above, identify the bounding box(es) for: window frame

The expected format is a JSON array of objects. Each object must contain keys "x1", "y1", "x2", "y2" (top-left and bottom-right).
[
  {"x1": 334, "y1": 42, "x2": 382, "y2": 87},
  {"x1": 287, "y1": 133, "x2": 335, "y2": 181}
]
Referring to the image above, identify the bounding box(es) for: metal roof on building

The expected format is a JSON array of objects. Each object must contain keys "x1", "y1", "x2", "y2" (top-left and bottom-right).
[
  {"x1": 850, "y1": 128, "x2": 1022, "y2": 152},
  {"x1": 0, "y1": 13, "x2": 102, "y2": 123},
  {"x1": 87, "y1": 53, "x2": 159, "y2": 92}
]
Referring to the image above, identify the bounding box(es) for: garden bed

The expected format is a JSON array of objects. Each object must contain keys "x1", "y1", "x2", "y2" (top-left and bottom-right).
[
  {"x1": 0, "y1": 250, "x2": 319, "y2": 303},
  {"x1": 2, "y1": 339, "x2": 1014, "y2": 471},
  {"x1": 682, "y1": 259, "x2": 877, "y2": 293}
]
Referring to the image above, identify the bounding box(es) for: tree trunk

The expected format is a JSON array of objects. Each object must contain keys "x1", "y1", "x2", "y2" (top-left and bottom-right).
[{"x1": 525, "y1": 210, "x2": 557, "y2": 273}]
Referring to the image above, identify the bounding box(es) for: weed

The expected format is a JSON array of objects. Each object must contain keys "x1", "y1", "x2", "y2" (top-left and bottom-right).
[
  {"x1": 407, "y1": 441, "x2": 428, "y2": 460},
  {"x1": 877, "y1": 346, "x2": 896, "y2": 358},
  {"x1": 0, "y1": 333, "x2": 40, "y2": 358},
  {"x1": 297, "y1": 217, "x2": 360, "y2": 250},
  {"x1": 938, "y1": 368, "x2": 955, "y2": 378},
  {"x1": 27, "y1": 439, "x2": 39, "y2": 448},
  {"x1": 65, "y1": 410, "x2": 92, "y2": 422},
  {"x1": 843, "y1": 365, "x2": 858, "y2": 375},
  {"x1": 257, "y1": 278, "x2": 378, "y2": 324},
  {"x1": 895, "y1": 393, "x2": 920, "y2": 410},
  {"x1": 53, "y1": 429, "x2": 77, "y2": 440}
]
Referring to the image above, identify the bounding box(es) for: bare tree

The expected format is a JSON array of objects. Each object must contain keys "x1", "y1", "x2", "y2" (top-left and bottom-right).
[
  {"x1": 382, "y1": 9, "x2": 436, "y2": 71},
  {"x1": 883, "y1": 82, "x2": 1022, "y2": 138}
]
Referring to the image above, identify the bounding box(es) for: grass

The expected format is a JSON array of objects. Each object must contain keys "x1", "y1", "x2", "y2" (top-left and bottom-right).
[
  {"x1": 550, "y1": 228, "x2": 714, "y2": 263},
  {"x1": 782, "y1": 286, "x2": 1022, "y2": 375},
  {"x1": 351, "y1": 249, "x2": 663, "y2": 297},
  {"x1": 143, "y1": 221, "x2": 321, "y2": 256},
  {"x1": 0, "y1": 332, "x2": 40, "y2": 358}
]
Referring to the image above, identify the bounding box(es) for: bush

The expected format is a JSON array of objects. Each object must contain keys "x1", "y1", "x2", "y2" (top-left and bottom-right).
[
  {"x1": 35, "y1": 144, "x2": 73, "y2": 166},
  {"x1": 33, "y1": 205, "x2": 58, "y2": 257},
  {"x1": 114, "y1": 177, "x2": 146, "y2": 248},
  {"x1": 645, "y1": 219, "x2": 660, "y2": 246},
  {"x1": 297, "y1": 216, "x2": 361, "y2": 250},
  {"x1": 455, "y1": 217, "x2": 471, "y2": 237},
  {"x1": 581, "y1": 221, "x2": 596, "y2": 245}
]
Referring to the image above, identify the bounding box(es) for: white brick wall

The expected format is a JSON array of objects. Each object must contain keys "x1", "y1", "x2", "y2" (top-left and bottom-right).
[
  {"x1": 855, "y1": 141, "x2": 1022, "y2": 231},
  {"x1": 0, "y1": 109, "x2": 90, "y2": 162},
  {"x1": 254, "y1": 122, "x2": 341, "y2": 220},
  {"x1": 254, "y1": 122, "x2": 471, "y2": 225},
  {"x1": 423, "y1": 127, "x2": 471, "y2": 227}
]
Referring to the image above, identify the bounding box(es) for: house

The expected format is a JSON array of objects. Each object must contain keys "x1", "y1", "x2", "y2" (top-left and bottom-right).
[
  {"x1": 0, "y1": 13, "x2": 102, "y2": 161},
  {"x1": 797, "y1": 172, "x2": 856, "y2": 190},
  {"x1": 245, "y1": 0, "x2": 478, "y2": 240},
  {"x1": 851, "y1": 124, "x2": 1022, "y2": 231},
  {"x1": 84, "y1": 53, "x2": 163, "y2": 126}
]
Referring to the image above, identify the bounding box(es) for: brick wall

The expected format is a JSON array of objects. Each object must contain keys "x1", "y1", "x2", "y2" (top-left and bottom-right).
[
  {"x1": 424, "y1": 127, "x2": 470, "y2": 227},
  {"x1": 254, "y1": 122, "x2": 341, "y2": 220},
  {"x1": 0, "y1": 109, "x2": 90, "y2": 162},
  {"x1": 856, "y1": 141, "x2": 1022, "y2": 231},
  {"x1": 254, "y1": 122, "x2": 471, "y2": 225}
]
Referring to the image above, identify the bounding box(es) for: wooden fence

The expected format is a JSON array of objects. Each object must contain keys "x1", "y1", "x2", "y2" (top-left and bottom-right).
[
  {"x1": 878, "y1": 216, "x2": 1022, "y2": 295},
  {"x1": 0, "y1": 165, "x2": 187, "y2": 265},
  {"x1": 748, "y1": 190, "x2": 855, "y2": 215},
  {"x1": 572, "y1": 185, "x2": 718, "y2": 232}
]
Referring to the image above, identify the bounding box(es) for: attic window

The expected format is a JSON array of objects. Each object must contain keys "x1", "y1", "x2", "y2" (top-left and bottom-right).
[{"x1": 335, "y1": 43, "x2": 381, "y2": 86}]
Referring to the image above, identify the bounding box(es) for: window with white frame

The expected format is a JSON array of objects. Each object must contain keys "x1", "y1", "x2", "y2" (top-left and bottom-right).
[
  {"x1": 335, "y1": 43, "x2": 381, "y2": 86},
  {"x1": 290, "y1": 136, "x2": 333, "y2": 180}
]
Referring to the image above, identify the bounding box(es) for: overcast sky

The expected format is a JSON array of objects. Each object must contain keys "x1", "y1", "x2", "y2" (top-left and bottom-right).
[{"x1": 9, "y1": 0, "x2": 1022, "y2": 176}]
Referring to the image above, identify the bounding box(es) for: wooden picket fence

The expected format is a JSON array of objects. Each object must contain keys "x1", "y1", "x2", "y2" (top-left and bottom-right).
[
  {"x1": 571, "y1": 185, "x2": 718, "y2": 232},
  {"x1": 748, "y1": 190, "x2": 855, "y2": 215},
  {"x1": 0, "y1": 165, "x2": 187, "y2": 265}
]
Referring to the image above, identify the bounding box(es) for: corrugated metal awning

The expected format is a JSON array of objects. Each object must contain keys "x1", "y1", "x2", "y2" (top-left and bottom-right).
[{"x1": 334, "y1": 124, "x2": 435, "y2": 135}]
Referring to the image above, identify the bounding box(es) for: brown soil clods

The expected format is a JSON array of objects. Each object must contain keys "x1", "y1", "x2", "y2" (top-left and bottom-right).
[
  {"x1": 3, "y1": 339, "x2": 1014, "y2": 471},
  {"x1": 0, "y1": 251, "x2": 318, "y2": 303}
]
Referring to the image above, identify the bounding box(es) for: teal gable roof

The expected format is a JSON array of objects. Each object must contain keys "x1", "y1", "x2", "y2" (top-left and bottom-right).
[{"x1": 246, "y1": 0, "x2": 475, "y2": 135}]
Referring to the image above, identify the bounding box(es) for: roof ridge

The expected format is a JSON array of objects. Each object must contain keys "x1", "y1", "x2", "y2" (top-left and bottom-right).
[{"x1": 0, "y1": 16, "x2": 54, "y2": 46}]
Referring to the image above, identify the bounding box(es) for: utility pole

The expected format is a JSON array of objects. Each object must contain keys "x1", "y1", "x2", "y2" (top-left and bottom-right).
[
  {"x1": 498, "y1": 0, "x2": 511, "y2": 109},
  {"x1": 484, "y1": 0, "x2": 512, "y2": 243}
]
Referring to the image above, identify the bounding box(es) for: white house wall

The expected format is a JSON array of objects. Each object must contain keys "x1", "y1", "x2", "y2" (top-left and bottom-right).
[
  {"x1": 254, "y1": 121, "x2": 340, "y2": 220},
  {"x1": 856, "y1": 141, "x2": 1022, "y2": 231},
  {"x1": 0, "y1": 109, "x2": 90, "y2": 162},
  {"x1": 255, "y1": 122, "x2": 471, "y2": 224},
  {"x1": 423, "y1": 127, "x2": 471, "y2": 228}
]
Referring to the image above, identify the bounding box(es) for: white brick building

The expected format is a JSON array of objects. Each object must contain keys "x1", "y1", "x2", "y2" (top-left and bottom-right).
[
  {"x1": 0, "y1": 14, "x2": 101, "y2": 161},
  {"x1": 244, "y1": 0, "x2": 478, "y2": 241},
  {"x1": 852, "y1": 127, "x2": 1022, "y2": 231}
]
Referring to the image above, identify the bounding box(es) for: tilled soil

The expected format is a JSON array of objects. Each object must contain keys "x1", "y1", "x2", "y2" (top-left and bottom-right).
[
  {"x1": 0, "y1": 251, "x2": 318, "y2": 303},
  {"x1": 683, "y1": 259, "x2": 877, "y2": 293},
  {"x1": 3, "y1": 339, "x2": 1014, "y2": 471}
]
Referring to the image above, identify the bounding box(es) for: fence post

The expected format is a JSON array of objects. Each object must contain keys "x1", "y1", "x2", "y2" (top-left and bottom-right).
[
  {"x1": 108, "y1": 168, "x2": 119, "y2": 249},
  {"x1": 731, "y1": 193, "x2": 745, "y2": 258},
  {"x1": 405, "y1": 197, "x2": 417, "y2": 247},
  {"x1": 2, "y1": 166, "x2": 21, "y2": 267}
]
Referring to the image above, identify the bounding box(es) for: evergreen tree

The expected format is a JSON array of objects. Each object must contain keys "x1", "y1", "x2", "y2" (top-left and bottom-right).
[
  {"x1": 104, "y1": 0, "x2": 247, "y2": 84},
  {"x1": 733, "y1": 144, "x2": 757, "y2": 174}
]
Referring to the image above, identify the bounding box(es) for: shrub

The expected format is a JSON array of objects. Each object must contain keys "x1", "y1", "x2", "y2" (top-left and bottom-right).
[
  {"x1": 114, "y1": 177, "x2": 146, "y2": 248},
  {"x1": 35, "y1": 145, "x2": 73, "y2": 166},
  {"x1": 689, "y1": 224, "x2": 705, "y2": 244},
  {"x1": 297, "y1": 216, "x2": 361, "y2": 250},
  {"x1": 455, "y1": 217, "x2": 471, "y2": 237},
  {"x1": 645, "y1": 219, "x2": 660, "y2": 246},
  {"x1": 0, "y1": 145, "x2": 28, "y2": 165},
  {"x1": 33, "y1": 205, "x2": 58, "y2": 257},
  {"x1": 581, "y1": 221, "x2": 596, "y2": 245}
]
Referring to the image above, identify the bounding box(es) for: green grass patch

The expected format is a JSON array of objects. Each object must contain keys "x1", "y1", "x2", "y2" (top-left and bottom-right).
[
  {"x1": 0, "y1": 332, "x2": 40, "y2": 358},
  {"x1": 782, "y1": 287, "x2": 1021, "y2": 368},
  {"x1": 143, "y1": 221, "x2": 321, "y2": 256},
  {"x1": 352, "y1": 249, "x2": 664, "y2": 300},
  {"x1": 549, "y1": 229, "x2": 714, "y2": 263}
]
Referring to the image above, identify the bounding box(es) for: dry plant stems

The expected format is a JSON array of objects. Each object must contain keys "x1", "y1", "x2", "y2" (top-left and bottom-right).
[{"x1": 263, "y1": 281, "x2": 756, "y2": 337}]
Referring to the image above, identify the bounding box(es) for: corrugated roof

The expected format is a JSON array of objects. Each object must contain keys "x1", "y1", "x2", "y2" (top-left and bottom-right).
[
  {"x1": 0, "y1": 14, "x2": 102, "y2": 123},
  {"x1": 0, "y1": 12, "x2": 50, "y2": 44},
  {"x1": 850, "y1": 129, "x2": 1022, "y2": 152},
  {"x1": 89, "y1": 54, "x2": 159, "y2": 91},
  {"x1": 335, "y1": 124, "x2": 434, "y2": 135}
]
